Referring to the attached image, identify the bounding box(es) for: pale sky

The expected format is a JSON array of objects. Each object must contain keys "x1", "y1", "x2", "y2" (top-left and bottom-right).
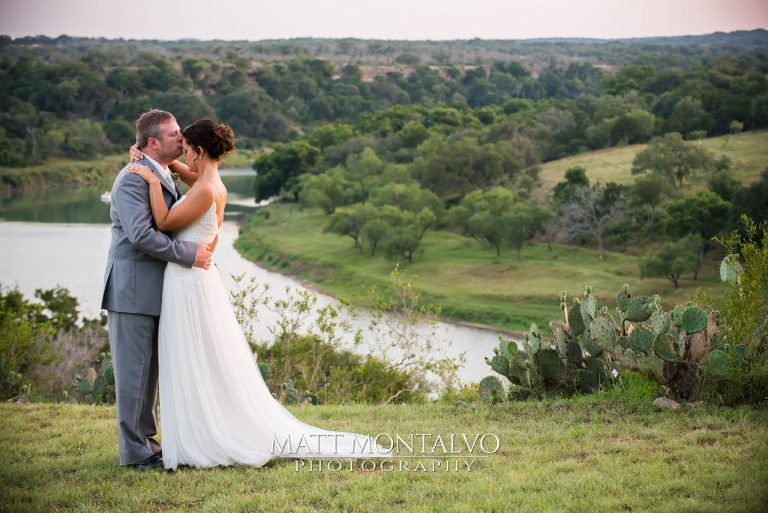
[{"x1": 0, "y1": 0, "x2": 766, "y2": 41}]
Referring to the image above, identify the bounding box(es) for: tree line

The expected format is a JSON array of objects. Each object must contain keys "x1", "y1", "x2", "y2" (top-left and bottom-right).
[{"x1": 1, "y1": 35, "x2": 766, "y2": 169}]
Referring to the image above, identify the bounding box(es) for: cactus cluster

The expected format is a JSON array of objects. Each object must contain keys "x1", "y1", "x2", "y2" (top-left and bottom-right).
[
  {"x1": 73, "y1": 352, "x2": 115, "y2": 404},
  {"x1": 482, "y1": 284, "x2": 726, "y2": 400},
  {"x1": 273, "y1": 379, "x2": 321, "y2": 405}
]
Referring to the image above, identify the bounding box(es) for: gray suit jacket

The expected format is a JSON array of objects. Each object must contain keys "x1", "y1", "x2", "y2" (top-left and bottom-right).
[{"x1": 101, "y1": 157, "x2": 197, "y2": 316}]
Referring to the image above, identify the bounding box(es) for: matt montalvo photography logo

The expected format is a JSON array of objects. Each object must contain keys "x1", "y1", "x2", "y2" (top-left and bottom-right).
[{"x1": 272, "y1": 432, "x2": 501, "y2": 473}]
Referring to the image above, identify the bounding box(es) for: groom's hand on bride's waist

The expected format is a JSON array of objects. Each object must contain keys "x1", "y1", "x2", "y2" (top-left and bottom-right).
[{"x1": 193, "y1": 244, "x2": 212, "y2": 269}]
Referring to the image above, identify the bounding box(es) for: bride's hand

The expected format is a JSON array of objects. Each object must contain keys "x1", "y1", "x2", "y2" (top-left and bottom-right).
[
  {"x1": 126, "y1": 164, "x2": 158, "y2": 184},
  {"x1": 129, "y1": 144, "x2": 144, "y2": 162}
]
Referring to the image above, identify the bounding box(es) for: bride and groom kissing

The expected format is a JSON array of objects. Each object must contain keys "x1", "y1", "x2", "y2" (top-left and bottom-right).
[{"x1": 101, "y1": 109, "x2": 390, "y2": 471}]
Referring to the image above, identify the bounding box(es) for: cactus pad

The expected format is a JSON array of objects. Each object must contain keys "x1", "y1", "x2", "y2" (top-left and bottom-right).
[
  {"x1": 650, "y1": 310, "x2": 671, "y2": 335},
  {"x1": 489, "y1": 355, "x2": 510, "y2": 376},
  {"x1": 582, "y1": 331, "x2": 603, "y2": 357},
  {"x1": 569, "y1": 369, "x2": 599, "y2": 393},
  {"x1": 681, "y1": 306, "x2": 707, "y2": 334},
  {"x1": 653, "y1": 333, "x2": 682, "y2": 363},
  {"x1": 537, "y1": 349, "x2": 561, "y2": 380},
  {"x1": 617, "y1": 288, "x2": 631, "y2": 312},
  {"x1": 629, "y1": 326, "x2": 654, "y2": 353},
  {"x1": 479, "y1": 376, "x2": 505, "y2": 403},
  {"x1": 672, "y1": 305, "x2": 685, "y2": 326},
  {"x1": 566, "y1": 341, "x2": 583, "y2": 364},
  {"x1": 706, "y1": 350, "x2": 729, "y2": 376},
  {"x1": 590, "y1": 315, "x2": 616, "y2": 350},
  {"x1": 527, "y1": 323, "x2": 542, "y2": 354},
  {"x1": 581, "y1": 294, "x2": 597, "y2": 325},
  {"x1": 585, "y1": 356, "x2": 608, "y2": 385},
  {"x1": 624, "y1": 296, "x2": 654, "y2": 322},
  {"x1": 550, "y1": 320, "x2": 569, "y2": 356},
  {"x1": 569, "y1": 302, "x2": 586, "y2": 336}
]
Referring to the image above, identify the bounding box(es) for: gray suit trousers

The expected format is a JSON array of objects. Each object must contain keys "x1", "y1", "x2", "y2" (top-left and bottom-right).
[{"x1": 108, "y1": 311, "x2": 162, "y2": 465}]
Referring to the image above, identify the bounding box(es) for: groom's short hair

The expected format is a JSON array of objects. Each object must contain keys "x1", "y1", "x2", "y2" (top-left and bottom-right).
[{"x1": 135, "y1": 109, "x2": 176, "y2": 150}]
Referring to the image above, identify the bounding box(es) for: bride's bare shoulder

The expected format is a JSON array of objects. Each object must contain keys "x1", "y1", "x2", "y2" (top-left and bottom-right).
[{"x1": 189, "y1": 181, "x2": 216, "y2": 200}]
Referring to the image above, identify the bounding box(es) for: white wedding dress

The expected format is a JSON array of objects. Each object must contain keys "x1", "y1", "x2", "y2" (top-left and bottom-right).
[{"x1": 158, "y1": 196, "x2": 391, "y2": 470}]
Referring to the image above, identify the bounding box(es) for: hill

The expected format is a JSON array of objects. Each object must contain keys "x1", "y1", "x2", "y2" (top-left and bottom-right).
[
  {"x1": 536, "y1": 130, "x2": 768, "y2": 190},
  {"x1": 235, "y1": 131, "x2": 768, "y2": 332}
]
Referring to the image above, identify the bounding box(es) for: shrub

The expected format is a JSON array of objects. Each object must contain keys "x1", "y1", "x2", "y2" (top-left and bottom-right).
[{"x1": 698, "y1": 216, "x2": 768, "y2": 404}]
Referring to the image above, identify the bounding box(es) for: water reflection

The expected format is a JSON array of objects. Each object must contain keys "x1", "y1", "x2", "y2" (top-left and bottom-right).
[{"x1": 0, "y1": 169, "x2": 257, "y2": 224}]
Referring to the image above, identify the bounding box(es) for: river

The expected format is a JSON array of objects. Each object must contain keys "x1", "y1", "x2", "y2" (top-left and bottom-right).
[{"x1": 0, "y1": 169, "x2": 511, "y2": 386}]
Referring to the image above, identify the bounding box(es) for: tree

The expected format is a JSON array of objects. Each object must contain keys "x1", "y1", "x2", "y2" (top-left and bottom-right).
[
  {"x1": 628, "y1": 174, "x2": 667, "y2": 226},
  {"x1": 632, "y1": 132, "x2": 714, "y2": 186},
  {"x1": 613, "y1": 109, "x2": 655, "y2": 145},
  {"x1": 561, "y1": 182, "x2": 624, "y2": 260},
  {"x1": 306, "y1": 123, "x2": 355, "y2": 150},
  {"x1": 361, "y1": 216, "x2": 390, "y2": 256},
  {"x1": 149, "y1": 91, "x2": 215, "y2": 127},
  {"x1": 217, "y1": 84, "x2": 281, "y2": 139},
  {"x1": 553, "y1": 166, "x2": 590, "y2": 206},
  {"x1": 253, "y1": 141, "x2": 321, "y2": 200},
  {"x1": 367, "y1": 182, "x2": 442, "y2": 216},
  {"x1": 506, "y1": 203, "x2": 546, "y2": 261},
  {"x1": 663, "y1": 190, "x2": 731, "y2": 260},
  {"x1": 727, "y1": 168, "x2": 768, "y2": 228},
  {"x1": 298, "y1": 167, "x2": 364, "y2": 214},
  {"x1": 450, "y1": 187, "x2": 541, "y2": 258},
  {"x1": 639, "y1": 237, "x2": 699, "y2": 288},
  {"x1": 324, "y1": 203, "x2": 376, "y2": 251}
]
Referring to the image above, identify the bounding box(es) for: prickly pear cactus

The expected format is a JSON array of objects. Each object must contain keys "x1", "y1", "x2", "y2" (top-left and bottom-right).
[
  {"x1": 479, "y1": 376, "x2": 505, "y2": 403},
  {"x1": 483, "y1": 283, "x2": 722, "y2": 401}
]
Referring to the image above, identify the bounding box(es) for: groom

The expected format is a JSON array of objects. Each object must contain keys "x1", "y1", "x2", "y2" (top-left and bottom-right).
[{"x1": 101, "y1": 109, "x2": 212, "y2": 469}]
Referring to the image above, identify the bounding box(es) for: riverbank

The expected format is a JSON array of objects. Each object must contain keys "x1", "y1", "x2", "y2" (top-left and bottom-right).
[
  {"x1": 234, "y1": 203, "x2": 723, "y2": 332},
  {"x1": 0, "y1": 149, "x2": 260, "y2": 192},
  {"x1": 2, "y1": 399, "x2": 766, "y2": 512}
]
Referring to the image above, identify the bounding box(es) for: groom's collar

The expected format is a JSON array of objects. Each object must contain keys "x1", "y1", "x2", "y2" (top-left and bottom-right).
[{"x1": 143, "y1": 154, "x2": 167, "y2": 173}]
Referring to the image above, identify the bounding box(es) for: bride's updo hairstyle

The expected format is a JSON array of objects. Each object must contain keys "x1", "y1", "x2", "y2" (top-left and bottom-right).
[{"x1": 182, "y1": 119, "x2": 235, "y2": 161}]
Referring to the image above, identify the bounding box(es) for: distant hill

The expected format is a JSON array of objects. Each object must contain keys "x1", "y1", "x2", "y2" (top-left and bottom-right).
[
  {"x1": 3, "y1": 30, "x2": 766, "y2": 68},
  {"x1": 522, "y1": 29, "x2": 768, "y2": 47}
]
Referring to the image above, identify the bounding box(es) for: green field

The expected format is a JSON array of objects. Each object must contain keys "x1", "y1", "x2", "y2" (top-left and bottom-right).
[
  {"x1": 537, "y1": 130, "x2": 768, "y2": 191},
  {"x1": 236, "y1": 202, "x2": 725, "y2": 332},
  {"x1": 2, "y1": 398, "x2": 766, "y2": 512},
  {"x1": 235, "y1": 131, "x2": 768, "y2": 333}
]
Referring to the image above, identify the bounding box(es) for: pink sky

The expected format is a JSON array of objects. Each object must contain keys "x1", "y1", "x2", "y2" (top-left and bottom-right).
[{"x1": 0, "y1": 0, "x2": 766, "y2": 40}]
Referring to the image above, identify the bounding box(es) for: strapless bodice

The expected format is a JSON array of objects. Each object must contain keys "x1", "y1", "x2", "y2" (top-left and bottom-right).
[{"x1": 171, "y1": 195, "x2": 219, "y2": 245}]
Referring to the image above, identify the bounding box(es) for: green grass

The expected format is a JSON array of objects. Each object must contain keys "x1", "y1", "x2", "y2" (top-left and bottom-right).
[
  {"x1": 0, "y1": 154, "x2": 127, "y2": 191},
  {"x1": 235, "y1": 130, "x2": 768, "y2": 332},
  {"x1": 221, "y1": 148, "x2": 261, "y2": 169},
  {"x1": 536, "y1": 130, "x2": 768, "y2": 190},
  {"x1": 2, "y1": 399, "x2": 766, "y2": 512},
  {"x1": 235, "y1": 203, "x2": 724, "y2": 332}
]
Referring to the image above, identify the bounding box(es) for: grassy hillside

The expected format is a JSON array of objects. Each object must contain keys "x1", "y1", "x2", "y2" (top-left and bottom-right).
[
  {"x1": 536, "y1": 130, "x2": 768, "y2": 190},
  {"x1": 2, "y1": 400, "x2": 766, "y2": 512},
  {"x1": 236, "y1": 203, "x2": 722, "y2": 332},
  {"x1": 236, "y1": 131, "x2": 768, "y2": 332}
]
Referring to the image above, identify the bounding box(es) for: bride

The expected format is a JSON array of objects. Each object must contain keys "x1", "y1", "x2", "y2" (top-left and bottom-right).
[{"x1": 127, "y1": 120, "x2": 390, "y2": 470}]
